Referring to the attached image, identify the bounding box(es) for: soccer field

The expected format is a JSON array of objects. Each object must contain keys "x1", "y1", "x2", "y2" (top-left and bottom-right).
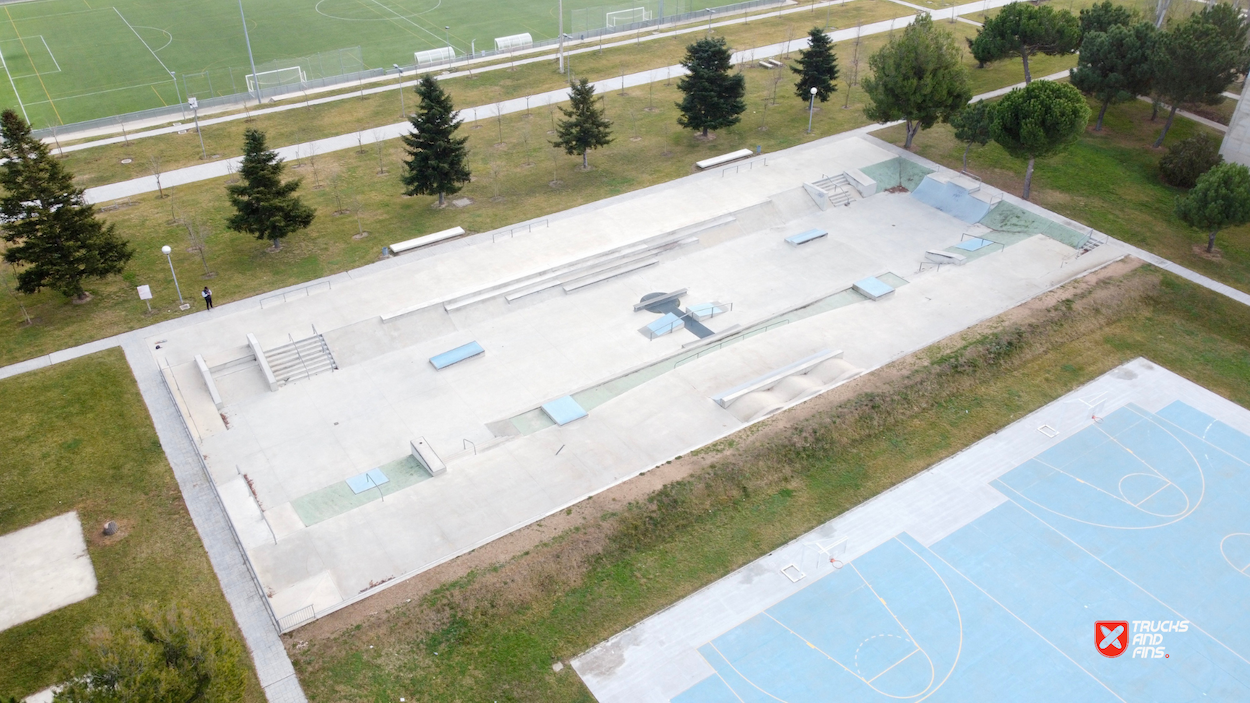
[{"x1": 0, "y1": 0, "x2": 720, "y2": 127}]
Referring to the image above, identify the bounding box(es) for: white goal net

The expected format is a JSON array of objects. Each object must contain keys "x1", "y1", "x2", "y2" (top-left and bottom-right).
[
  {"x1": 245, "y1": 66, "x2": 306, "y2": 92},
  {"x1": 606, "y1": 7, "x2": 651, "y2": 26},
  {"x1": 494, "y1": 33, "x2": 533, "y2": 52},
  {"x1": 414, "y1": 46, "x2": 456, "y2": 67}
]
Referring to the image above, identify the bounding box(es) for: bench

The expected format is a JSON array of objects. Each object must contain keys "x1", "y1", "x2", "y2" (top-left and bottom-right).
[
  {"x1": 542, "y1": 395, "x2": 588, "y2": 426},
  {"x1": 390, "y1": 226, "x2": 466, "y2": 255},
  {"x1": 852, "y1": 276, "x2": 895, "y2": 300},
  {"x1": 695, "y1": 149, "x2": 754, "y2": 170},
  {"x1": 429, "y1": 340, "x2": 484, "y2": 370},
  {"x1": 410, "y1": 437, "x2": 446, "y2": 476},
  {"x1": 785, "y1": 228, "x2": 828, "y2": 246}
]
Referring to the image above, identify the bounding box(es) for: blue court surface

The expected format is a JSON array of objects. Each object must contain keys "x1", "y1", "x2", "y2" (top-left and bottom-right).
[{"x1": 674, "y1": 401, "x2": 1250, "y2": 702}]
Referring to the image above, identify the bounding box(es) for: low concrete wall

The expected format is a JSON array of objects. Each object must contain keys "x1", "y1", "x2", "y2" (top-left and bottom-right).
[
  {"x1": 844, "y1": 168, "x2": 877, "y2": 197},
  {"x1": 194, "y1": 355, "x2": 225, "y2": 410},
  {"x1": 247, "y1": 334, "x2": 278, "y2": 392}
]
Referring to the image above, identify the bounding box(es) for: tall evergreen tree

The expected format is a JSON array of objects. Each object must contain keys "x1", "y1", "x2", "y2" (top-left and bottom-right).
[
  {"x1": 676, "y1": 37, "x2": 747, "y2": 137},
  {"x1": 792, "y1": 27, "x2": 839, "y2": 102},
  {"x1": 0, "y1": 110, "x2": 132, "y2": 302},
  {"x1": 552, "y1": 78, "x2": 613, "y2": 169},
  {"x1": 1069, "y1": 22, "x2": 1158, "y2": 131},
  {"x1": 226, "y1": 129, "x2": 314, "y2": 251},
  {"x1": 969, "y1": 2, "x2": 1081, "y2": 83},
  {"x1": 862, "y1": 15, "x2": 970, "y2": 149},
  {"x1": 991, "y1": 81, "x2": 1090, "y2": 200},
  {"x1": 1151, "y1": 9, "x2": 1244, "y2": 147},
  {"x1": 401, "y1": 75, "x2": 471, "y2": 206},
  {"x1": 1078, "y1": 1, "x2": 1136, "y2": 36}
]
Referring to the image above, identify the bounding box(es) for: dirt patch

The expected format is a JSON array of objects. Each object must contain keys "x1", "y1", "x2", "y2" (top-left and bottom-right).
[
  {"x1": 287, "y1": 256, "x2": 1148, "y2": 646},
  {"x1": 884, "y1": 185, "x2": 909, "y2": 194},
  {"x1": 1192, "y1": 244, "x2": 1223, "y2": 260}
]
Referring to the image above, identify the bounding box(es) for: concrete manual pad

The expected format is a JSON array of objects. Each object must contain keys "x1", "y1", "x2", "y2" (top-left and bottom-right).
[
  {"x1": 542, "y1": 396, "x2": 588, "y2": 426},
  {"x1": 0, "y1": 511, "x2": 97, "y2": 633},
  {"x1": 148, "y1": 133, "x2": 1127, "y2": 627},
  {"x1": 574, "y1": 360, "x2": 1250, "y2": 702}
]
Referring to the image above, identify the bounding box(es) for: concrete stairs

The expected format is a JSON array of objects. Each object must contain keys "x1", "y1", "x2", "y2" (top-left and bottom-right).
[
  {"x1": 265, "y1": 334, "x2": 337, "y2": 386},
  {"x1": 811, "y1": 173, "x2": 853, "y2": 207}
]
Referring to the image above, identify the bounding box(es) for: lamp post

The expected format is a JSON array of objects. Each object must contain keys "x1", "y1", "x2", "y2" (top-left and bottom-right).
[
  {"x1": 161, "y1": 245, "x2": 186, "y2": 308},
  {"x1": 807, "y1": 86, "x2": 817, "y2": 134},
  {"x1": 706, "y1": 8, "x2": 714, "y2": 33},
  {"x1": 393, "y1": 64, "x2": 405, "y2": 117},
  {"x1": 558, "y1": 0, "x2": 565, "y2": 74},
  {"x1": 444, "y1": 26, "x2": 452, "y2": 55}
]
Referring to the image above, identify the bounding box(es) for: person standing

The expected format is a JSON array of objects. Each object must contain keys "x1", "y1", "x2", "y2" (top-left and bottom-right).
[{"x1": 202, "y1": 286, "x2": 213, "y2": 310}]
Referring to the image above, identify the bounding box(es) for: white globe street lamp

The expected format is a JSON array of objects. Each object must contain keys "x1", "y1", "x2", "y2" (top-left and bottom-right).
[
  {"x1": 161, "y1": 245, "x2": 186, "y2": 308},
  {"x1": 393, "y1": 64, "x2": 405, "y2": 117},
  {"x1": 807, "y1": 86, "x2": 818, "y2": 134}
]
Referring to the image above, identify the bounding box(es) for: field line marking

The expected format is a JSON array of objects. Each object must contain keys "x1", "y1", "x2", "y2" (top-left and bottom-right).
[
  {"x1": 114, "y1": 7, "x2": 171, "y2": 75},
  {"x1": 924, "y1": 543, "x2": 1127, "y2": 702},
  {"x1": 150, "y1": 84, "x2": 167, "y2": 106},
  {"x1": 38, "y1": 35, "x2": 57, "y2": 72},
  {"x1": 867, "y1": 647, "x2": 920, "y2": 683},
  {"x1": 3, "y1": 6, "x2": 59, "y2": 123},
  {"x1": 706, "y1": 642, "x2": 790, "y2": 702},
  {"x1": 999, "y1": 485, "x2": 1250, "y2": 668},
  {"x1": 0, "y1": 42, "x2": 28, "y2": 121},
  {"x1": 365, "y1": 0, "x2": 446, "y2": 45},
  {"x1": 348, "y1": 0, "x2": 423, "y2": 42}
]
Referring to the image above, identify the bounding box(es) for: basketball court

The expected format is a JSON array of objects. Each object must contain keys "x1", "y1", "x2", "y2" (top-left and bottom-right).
[{"x1": 573, "y1": 358, "x2": 1250, "y2": 702}]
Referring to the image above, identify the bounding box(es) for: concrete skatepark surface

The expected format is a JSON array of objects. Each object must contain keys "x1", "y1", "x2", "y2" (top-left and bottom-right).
[
  {"x1": 148, "y1": 133, "x2": 1123, "y2": 629},
  {"x1": 0, "y1": 512, "x2": 97, "y2": 633},
  {"x1": 572, "y1": 359, "x2": 1250, "y2": 702}
]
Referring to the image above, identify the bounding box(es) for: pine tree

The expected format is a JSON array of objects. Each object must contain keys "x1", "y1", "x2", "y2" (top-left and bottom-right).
[
  {"x1": 1069, "y1": 22, "x2": 1157, "y2": 131},
  {"x1": 991, "y1": 80, "x2": 1090, "y2": 200},
  {"x1": 676, "y1": 37, "x2": 747, "y2": 137},
  {"x1": 950, "y1": 100, "x2": 995, "y2": 173},
  {"x1": 0, "y1": 110, "x2": 132, "y2": 302},
  {"x1": 1176, "y1": 162, "x2": 1250, "y2": 253},
  {"x1": 969, "y1": 2, "x2": 1081, "y2": 83},
  {"x1": 862, "y1": 15, "x2": 970, "y2": 149},
  {"x1": 401, "y1": 75, "x2": 471, "y2": 206},
  {"x1": 792, "y1": 27, "x2": 839, "y2": 103},
  {"x1": 225, "y1": 129, "x2": 314, "y2": 251},
  {"x1": 1078, "y1": 0, "x2": 1136, "y2": 36},
  {"x1": 1151, "y1": 8, "x2": 1245, "y2": 147},
  {"x1": 552, "y1": 78, "x2": 613, "y2": 170}
]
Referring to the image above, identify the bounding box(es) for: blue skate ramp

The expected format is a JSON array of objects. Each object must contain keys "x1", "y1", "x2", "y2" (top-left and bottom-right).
[{"x1": 911, "y1": 175, "x2": 991, "y2": 223}]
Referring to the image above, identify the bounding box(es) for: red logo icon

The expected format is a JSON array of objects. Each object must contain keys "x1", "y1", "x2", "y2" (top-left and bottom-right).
[{"x1": 1096, "y1": 621, "x2": 1129, "y2": 658}]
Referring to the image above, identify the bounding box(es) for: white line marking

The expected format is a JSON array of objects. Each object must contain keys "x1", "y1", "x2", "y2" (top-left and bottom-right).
[
  {"x1": 0, "y1": 42, "x2": 27, "y2": 121},
  {"x1": 114, "y1": 8, "x2": 172, "y2": 75},
  {"x1": 37, "y1": 34, "x2": 57, "y2": 72},
  {"x1": 707, "y1": 642, "x2": 790, "y2": 703},
  {"x1": 868, "y1": 646, "x2": 920, "y2": 683}
]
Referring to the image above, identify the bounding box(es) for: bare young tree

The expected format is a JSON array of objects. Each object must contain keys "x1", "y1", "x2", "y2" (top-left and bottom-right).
[
  {"x1": 1, "y1": 264, "x2": 32, "y2": 325},
  {"x1": 307, "y1": 141, "x2": 322, "y2": 188},
  {"x1": 185, "y1": 215, "x2": 214, "y2": 277},
  {"x1": 372, "y1": 130, "x2": 387, "y2": 174},
  {"x1": 149, "y1": 154, "x2": 165, "y2": 198},
  {"x1": 351, "y1": 195, "x2": 367, "y2": 238},
  {"x1": 329, "y1": 172, "x2": 348, "y2": 214}
]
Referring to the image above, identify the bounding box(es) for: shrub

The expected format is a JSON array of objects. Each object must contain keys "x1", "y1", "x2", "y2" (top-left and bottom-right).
[{"x1": 1159, "y1": 132, "x2": 1224, "y2": 188}]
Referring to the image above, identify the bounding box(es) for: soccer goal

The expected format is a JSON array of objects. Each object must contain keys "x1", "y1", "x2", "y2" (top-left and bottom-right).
[
  {"x1": 415, "y1": 46, "x2": 456, "y2": 67},
  {"x1": 494, "y1": 33, "x2": 533, "y2": 52},
  {"x1": 245, "y1": 66, "x2": 306, "y2": 92},
  {"x1": 606, "y1": 7, "x2": 651, "y2": 27}
]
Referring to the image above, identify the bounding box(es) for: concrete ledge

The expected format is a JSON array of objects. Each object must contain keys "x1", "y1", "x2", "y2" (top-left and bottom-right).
[
  {"x1": 246, "y1": 333, "x2": 278, "y2": 392},
  {"x1": 633, "y1": 288, "x2": 688, "y2": 312},
  {"x1": 925, "y1": 250, "x2": 966, "y2": 266},
  {"x1": 194, "y1": 354, "x2": 225, "y2": 410},
  {"x1": 844, "y1": 168, "x2": 877, "y2": 197},
  {"x1": 712, "y1": 350, "x2": 842, "y2": 408},
  {"x1": 802, "y1": 182, "x2": 831, "y2": 211},
  {"x1": 391, "y1": 226, "x2": 466, "y2": 255},
  {"x1": 696, "y1": 149, "x2": 753, "y2": 170},
  {"x1": 410, "y1": 438, "x2": 446, "y2": 476}
]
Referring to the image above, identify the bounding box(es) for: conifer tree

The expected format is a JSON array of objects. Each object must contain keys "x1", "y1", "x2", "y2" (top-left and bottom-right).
[
  {"x1": 225, "y1": 129, "x2": 314, "y2": 251},
  {"x1": 552, "y1": 78, "x2": 613, "y2": 169},
  {"x1": 1069, "y1": 22, "x2": 1157, "y2": 131},
  {"x1": 401, "y1": 75, "x2": 471, "y2": 206},
  {"x1": 792, "y1": 28, "x2": 839, "y2": 103},
  {"x1": 676, "y1": 37, "x2": 747, "y2": 137},
  {"x1": 969, "y1": 2, "x2": 1081, "y2": 83},
  {"x1": 0, "y1": 110, "x2": 132, "y2": 302}
]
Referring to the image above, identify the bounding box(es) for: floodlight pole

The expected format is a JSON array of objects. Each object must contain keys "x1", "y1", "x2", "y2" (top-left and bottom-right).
[
  {"x1": 445, "y1": 26, "x2": 452, "y2": 55},
  {"x1": 238, "y1": 0, "x2": 261, "y2": 104},
  {"x1": 558, "y1": 0, "x2": 566, "y2": 74},
  {"x1": 393, "y1": 64, "x2": 405, "y2": 117},
  {"x1": 161, "y1": 245, "x2": 185, "y2": 305},
  {"x1": 807, "y1": 87, "x2": 817, "y2": 133}
]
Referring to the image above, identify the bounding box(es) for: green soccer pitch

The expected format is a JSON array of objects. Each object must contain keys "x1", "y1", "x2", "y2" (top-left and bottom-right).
[{"x1": 0, "y1": 0, "x2": 721, "y2": 128}]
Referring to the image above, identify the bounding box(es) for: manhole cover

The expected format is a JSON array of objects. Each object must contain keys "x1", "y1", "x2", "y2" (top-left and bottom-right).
[{"x1": 120, "y1": 158, "x2": 132, "y2": 164}]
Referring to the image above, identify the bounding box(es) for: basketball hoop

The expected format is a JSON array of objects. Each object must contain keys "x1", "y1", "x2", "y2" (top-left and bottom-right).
[{"x1": 829, "y1": 557, "x2": 844, "y2": 569}]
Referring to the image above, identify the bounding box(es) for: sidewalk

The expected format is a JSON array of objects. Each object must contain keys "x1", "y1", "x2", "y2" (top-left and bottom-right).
[{"x1": 82, "y1": 0, "x2": 1019, "y2": 205}]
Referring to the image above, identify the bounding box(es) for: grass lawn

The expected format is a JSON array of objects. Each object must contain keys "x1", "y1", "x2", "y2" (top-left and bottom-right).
[
  {"x1": 0, "y1": 349, "x2": 263, "y2": 701},
  {"x1": 874, "y1": 96, "x2": 1250, "y2": 292},
  {"x1": 58, "y1": 0, "x2": 917, "y2": 189},
  {"x1": 286, "y1": 265, "x2": 1250, "y2": 701},
  {"x1": 0, "y1": 17, "x2": 1056, "y2": 368}
]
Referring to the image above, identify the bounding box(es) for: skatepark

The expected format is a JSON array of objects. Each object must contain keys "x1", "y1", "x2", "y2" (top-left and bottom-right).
[{"x1": 150, "y1": 131, "x2": 1123, "y2": 630}]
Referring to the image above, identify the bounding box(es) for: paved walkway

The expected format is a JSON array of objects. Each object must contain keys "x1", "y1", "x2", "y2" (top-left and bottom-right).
[{"x1": 82, "y1": 0, "x2": 1018, "y2": 205}]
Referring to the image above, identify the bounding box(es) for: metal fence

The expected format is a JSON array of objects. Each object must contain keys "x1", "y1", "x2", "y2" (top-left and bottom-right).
[{"x1": 31, "y1": 0, "x2": 785, "y2": 144}]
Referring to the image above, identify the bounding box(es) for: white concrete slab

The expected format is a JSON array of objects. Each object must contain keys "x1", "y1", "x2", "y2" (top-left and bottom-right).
[{"x1": 0, "y1": 512, "x2": 97, "y2": 633}]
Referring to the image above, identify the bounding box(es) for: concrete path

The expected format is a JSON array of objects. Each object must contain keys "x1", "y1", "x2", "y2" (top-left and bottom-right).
[{"x1": 81, "y1": 0, "x2": 1019, "y2": 205}]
